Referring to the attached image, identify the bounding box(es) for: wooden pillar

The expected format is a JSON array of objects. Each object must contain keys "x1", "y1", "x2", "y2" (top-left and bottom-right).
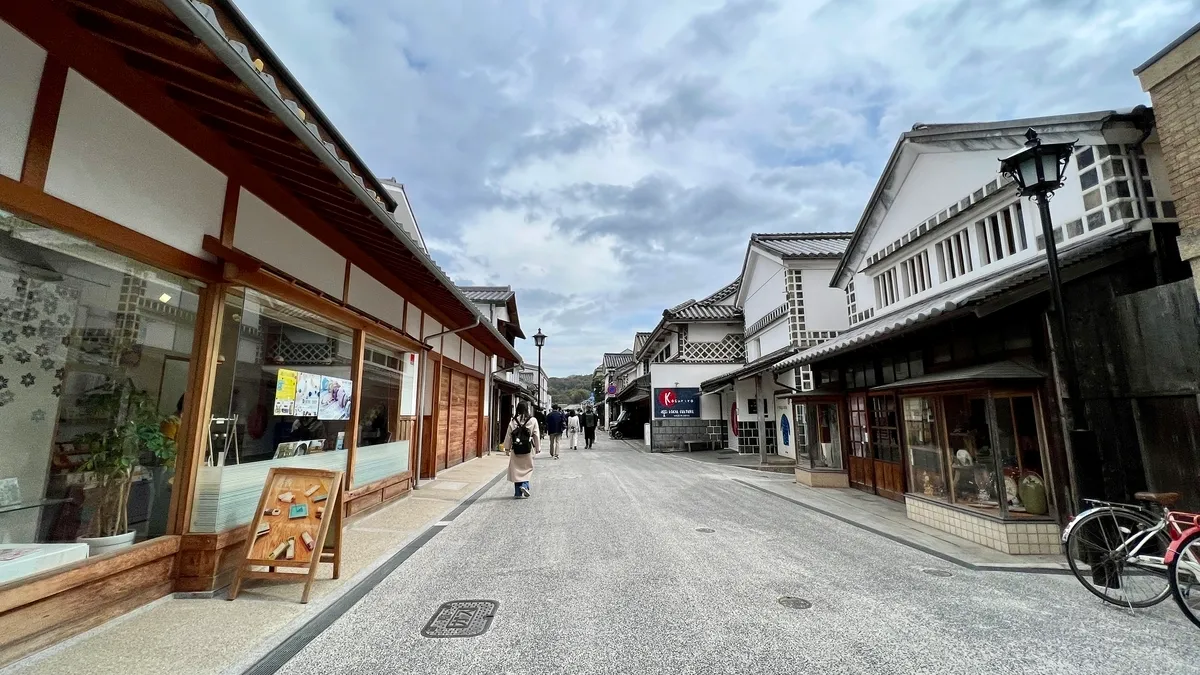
[
  {"x1": 167, "y1": 283, "x2": 227, "y2": 535},
  {"x1": 344, "y1": 329, "x2": 366, "y2": 489},
  {"x1": 20, "y1": 56, "x2": 67, "y2": 190}
]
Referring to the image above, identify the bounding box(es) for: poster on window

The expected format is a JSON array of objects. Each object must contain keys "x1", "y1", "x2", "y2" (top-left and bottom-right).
[
  {"x1": 294, "y1": 372, "x2": 322, "y2": 417},
  {"x1": 274, "y1": 368, "x2": 299, "y2": 415},
  {"x1": 318, "y1": 376, "x2": 353, "y2": 420}
]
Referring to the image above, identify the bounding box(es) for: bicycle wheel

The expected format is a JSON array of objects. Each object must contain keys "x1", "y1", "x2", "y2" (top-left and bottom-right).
[
  {"x1": 1169, "y1": 529, "x2": 1200, "y2": 629},
  {"x1": 1065, "y1": 507, "x2": 1172, "y2": 608}
]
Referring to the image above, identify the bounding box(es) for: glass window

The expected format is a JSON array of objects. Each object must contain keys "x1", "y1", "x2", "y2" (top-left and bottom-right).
[
  {"x1": 192, "y1": 288, "x2": 354, "y2": 533},
  {"x1": 868, "y1": 396, "x2": 900, "y2": 463},
  {"x1": 904, "y1": 397, "x2": 945, "y2": 499},
  {"x1": 797, "y1": 401, "x2": 843, "y2": 472},
  {"x1": 993, "y1": 395, "x2": 1050, "y2": 517},
  {"x1": 0, "y1": 211, "x2": 200, "y2": 577},
  {"x1": 353, "y1": 341, "x2": 417, "y2": 488},
  {"x1": 943, "y1": 395, "x2": 1002, "y2": 512}
]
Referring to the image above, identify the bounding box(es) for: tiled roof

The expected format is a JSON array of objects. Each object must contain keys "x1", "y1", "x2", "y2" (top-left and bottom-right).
[
  {"x1": 669, "y1": 304, "x2": 742, "y2": 321},
  {"x1": 796, "y1": 229, "x2": 1146, "y2": 366},
  {"x1": 458, "y1": 286, "x2": 514, "y2": 303},
  {"x1": 700, "y1": 344, "x2": 799, "y2": 392},
  {"x1": 602, "y1": 352, "x2": 635, "y2": 369},
  {"x1": 752, "y1": 232, "x2": 853, "y2": 259},
  {"x1": 634, "y1": 332, "x2": 652, "y2": 354},
  {"x1": 699, "y1": 277, "x2": 741, "y2": 304}
]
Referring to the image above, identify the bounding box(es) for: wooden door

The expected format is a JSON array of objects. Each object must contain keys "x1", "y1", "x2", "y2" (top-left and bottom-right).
[
  {"x1": 847, "y1": 393, "x2": 874, "y2": 492},
  {"x1": 435, "y1": 367, "x2": 450, "y2": 471},
  {"x1": 868, "y1": 395, "x2": 906, "y2": 502},
  {"x1": 447, "y1": 372, "x2": 467, "y2": 467},
  {"x1": 465, "y1": 376, "x2": 482, "y2": 459}
]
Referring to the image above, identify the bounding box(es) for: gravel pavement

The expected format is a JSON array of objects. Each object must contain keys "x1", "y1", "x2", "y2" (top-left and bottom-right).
[{"x1": 275, "y1": 437, "x2": 1200, "y2": 675}]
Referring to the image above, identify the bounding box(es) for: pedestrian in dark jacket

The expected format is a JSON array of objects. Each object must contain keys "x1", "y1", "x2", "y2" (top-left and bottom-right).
[
  {"x1": 546, "y1": 406, "x2": 566, "y2": 459},
  {"x1": 535, "y1": 408, "x2": 548, "y2": 439},
  {"x1": 582, "y1": 406, "x2": 599, "y2": 449}
]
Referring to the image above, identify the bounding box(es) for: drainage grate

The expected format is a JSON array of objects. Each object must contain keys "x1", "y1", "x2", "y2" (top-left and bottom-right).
[
  {"x1": 922, "y1": 569, "x2": 954, "y2": 578},
  {"x1": 696, "y1": 527, "x2": 715, "y2": 533},
  {"x1": 421, "y1": 600, "x2": 499, "y2": 638},
  {"x1": 778, "y1": 596, "x2": 812, "y2": 610}
]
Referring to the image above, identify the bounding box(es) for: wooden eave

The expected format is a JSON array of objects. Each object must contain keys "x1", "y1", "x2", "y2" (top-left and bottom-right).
[{"x1": 0, "y1": 0, "x2": 519, "y2": 362}]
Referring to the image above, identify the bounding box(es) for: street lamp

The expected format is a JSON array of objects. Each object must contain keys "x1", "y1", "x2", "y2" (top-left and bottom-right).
[
  {"x1": 533, "y1": 328, "x2": 546, "y2": 410},
  {"x1": 999, "y1": 128, "x2": 1096, "y2": 501}
]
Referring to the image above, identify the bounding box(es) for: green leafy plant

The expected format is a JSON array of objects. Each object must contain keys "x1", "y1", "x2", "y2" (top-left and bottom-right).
[{"x1": 74, "y1": 378, "x2": 177, "y2": 538}]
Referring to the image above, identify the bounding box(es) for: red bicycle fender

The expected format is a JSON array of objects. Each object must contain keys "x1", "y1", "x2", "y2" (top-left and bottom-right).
[{"x1": 1165, "y1": 526, "x2": 1200, "y2": 565}]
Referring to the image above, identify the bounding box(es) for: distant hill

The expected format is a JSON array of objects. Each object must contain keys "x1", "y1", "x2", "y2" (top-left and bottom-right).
[{"x1": 547, "y1": 373, "x2": 601, "y2": 405}]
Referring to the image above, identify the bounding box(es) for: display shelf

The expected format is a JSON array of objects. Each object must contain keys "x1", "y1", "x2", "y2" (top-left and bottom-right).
[{"x1": 0, "y1": 498, "x2": 71, "y2": 516}]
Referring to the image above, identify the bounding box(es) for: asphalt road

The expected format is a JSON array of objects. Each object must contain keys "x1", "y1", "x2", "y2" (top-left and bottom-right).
[{"x1": 276, "y1": 437, "x2": 1200, "y2": 675}]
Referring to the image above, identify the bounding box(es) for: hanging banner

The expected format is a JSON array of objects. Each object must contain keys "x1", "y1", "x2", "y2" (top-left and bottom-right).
[{"x1": 654, "y1": 387, "x2": 700, "y2": 418}]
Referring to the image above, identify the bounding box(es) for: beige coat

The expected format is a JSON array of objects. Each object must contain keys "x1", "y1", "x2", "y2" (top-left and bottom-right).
[{"x1": 503, "y1": 416, "x2": 540, "y2": 483}]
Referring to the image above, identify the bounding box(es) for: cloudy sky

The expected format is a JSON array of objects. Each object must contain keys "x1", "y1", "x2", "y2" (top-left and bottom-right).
[{"x1": 238, "y1": 0, "x2": 1195, "y2": 376}]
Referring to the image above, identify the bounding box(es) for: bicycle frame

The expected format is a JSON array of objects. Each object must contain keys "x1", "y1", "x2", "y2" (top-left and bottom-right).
[{"x1": 1061, "y1": 501, "x2": 1173, "y2": 573}]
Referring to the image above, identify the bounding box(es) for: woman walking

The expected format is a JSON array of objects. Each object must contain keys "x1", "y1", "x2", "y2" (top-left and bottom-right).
[
  {"x1": 566, "y1": 409, "x2": 582, "y2": 450},
  {"x1": 503, "y1": 401, "x2": 540, "y2": 498}
]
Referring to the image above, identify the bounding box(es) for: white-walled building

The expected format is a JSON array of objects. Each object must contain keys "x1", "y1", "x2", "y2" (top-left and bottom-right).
[
  {"x1": 458, "y1": 286, "x2": 527, "y2": 446},
  {"x1": 701, "y1": 233, "x2": 852, "y2": 460},
  {"x1": 633, "y1": 279, "x2": 745, "y2": 451}
]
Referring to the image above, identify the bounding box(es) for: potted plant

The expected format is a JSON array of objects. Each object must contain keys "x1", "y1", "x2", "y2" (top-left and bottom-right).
[{"x1": 73, "y1": 379, "x2": 177, "y2": 556}]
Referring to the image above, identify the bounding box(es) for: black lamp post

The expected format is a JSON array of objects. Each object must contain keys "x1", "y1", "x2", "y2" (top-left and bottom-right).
[
  {"x1": 999, "y1": 128, "x2": 1096, "y2": 503},
  {"x1": 533, "y1": 328, "x2": 546, "y2": 410}
]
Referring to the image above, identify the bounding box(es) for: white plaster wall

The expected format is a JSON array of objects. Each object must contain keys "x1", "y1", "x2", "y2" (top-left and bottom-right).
[
  {"x1": 0, "y1": 20, "x2": 45, "y2": 181},
  {"x1": 45, "y1": 71, "x2": 225, "y2": 259},
  {"x1": 443, "y1": 333, "x2": 462, "y2": 364},
  {"x1": 347, "y1": 264, "x2": 405, "y2": 329},
  {"x1": 868, "y1": 150, "x2": 1008, "y2": 259},
  {"x1": 699, "y1": 392, "x2": 722, "y2": 419},
  {"x1": 800, "y1": 267, "x2": 850, "y2": 332},
  {"x1": 650, "y1": 362, "x2": 740, "y2": 400},
  {"x1": 689, "y1": 322, "x2": 740, "y2": 342},
  {"x1": 758, "y1": 321, "x2": 789, "y2": 355},
  {"x1": 232, "y1": 188, "x2": 345, "y2": 297},
  {"x1": 461, "y1": 342, "x2": 475, "y2": 369},
  {"x1": 494, "y1": 306, "x2": 510, "y2": 324},
  {"x1": 405, "y1": 307, "x2": 422, "y2": 339},
  {"x1": 743, "y1": 255, "x2": 785, "y2": 324},
  {"x1": 1144, "y1": 142, "x2": 1175, "y2": 200},
  {"x1": 474, "y1": 350, "x2": 486, "y2": 373},
  {"x1": 423, "y1": 317, "x2": 443, "y2": 354}
]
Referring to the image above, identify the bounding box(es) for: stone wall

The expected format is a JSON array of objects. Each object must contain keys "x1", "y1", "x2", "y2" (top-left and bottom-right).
[
  {"x1": 735, "y1": 420, "x2": 777, "y2": 454},
  {"x1": 651, "y1": 418, "x2": 715, "y2": 451}
]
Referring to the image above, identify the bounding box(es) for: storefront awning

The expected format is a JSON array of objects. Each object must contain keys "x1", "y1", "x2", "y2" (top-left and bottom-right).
[
  {"x1": 494, "y1": 378, "x2": 524, "y2": 395},
  {"x1": 870, "y1": 360, "x2": 1045, "y2": 391},
  {"x1": 792, "y1": 229, "x2": 1145, "y2": 368},
  {"x1": 700, "y1": 345, "x2": 798, "y2": 393}
]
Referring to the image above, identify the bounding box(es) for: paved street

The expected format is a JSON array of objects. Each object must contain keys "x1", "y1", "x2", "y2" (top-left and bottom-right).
[{"x1": 277, "y1": 437, "x2": 1200, "y2": 675}]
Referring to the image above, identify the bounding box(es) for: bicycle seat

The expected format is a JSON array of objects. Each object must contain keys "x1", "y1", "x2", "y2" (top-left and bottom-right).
[{"x1": 1134, "y1": 491, "x2": 1180, "y2": 507}]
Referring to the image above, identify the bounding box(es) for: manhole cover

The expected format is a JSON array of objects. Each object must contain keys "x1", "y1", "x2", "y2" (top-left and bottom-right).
[
  {"x1": 421, "y1": 600, "x2": 498, "y2": 638},
  {"x1": 696, "y1": 527, "x2": 715, "y2": 533},
  {"x1": 778, "y1": 596, "x2": 812, "y2": 609},
  {"x1": 922, "y1": 569, "x2": 954, "y2": 578}
]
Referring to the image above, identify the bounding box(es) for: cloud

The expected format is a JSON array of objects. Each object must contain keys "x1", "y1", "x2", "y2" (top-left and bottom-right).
[{"x1": 235, "y1": 0, "x2": 1193, "y2": 375}]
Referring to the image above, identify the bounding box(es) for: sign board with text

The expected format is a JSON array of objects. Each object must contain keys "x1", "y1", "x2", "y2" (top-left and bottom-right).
[{"x1": 653, "y1": 387, "x2": 700, "y2": 418}]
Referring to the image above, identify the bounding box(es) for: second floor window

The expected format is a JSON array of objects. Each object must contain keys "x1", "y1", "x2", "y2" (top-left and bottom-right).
[
  {"x1": 899, "y1": 251, "x2": 931, "y2": 298},
  {"x1": 874, "y1": 267, "x2": 900, "y2": 309},
  {"x1": 976, "y1": 203, "x2": 1027, "y2": 267},
  {"x1": 936, "y1": 229, "x2": 973, "y2": 282}
]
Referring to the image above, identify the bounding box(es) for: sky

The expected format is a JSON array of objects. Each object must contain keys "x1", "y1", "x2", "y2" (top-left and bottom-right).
[{"x1": 237, "y1": 0, "x2": 1196, "y2": 376}]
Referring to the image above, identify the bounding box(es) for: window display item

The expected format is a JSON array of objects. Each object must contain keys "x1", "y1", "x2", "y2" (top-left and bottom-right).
[
  {"x1": 288, "y1": 504, "x2": 308, "y2": 519},
  {"x1": 278, "y1": 491, "x2": 294, "y2": 503},
  {"x1": 0, "y1": 478, "x2": 20, "y2": 508},
  {"x1": 1019, "y1": 474, "x2": 1048, "y2": 515},
  {"x1": 301, "y1": 531, "x2": 314, "y2": 551}
]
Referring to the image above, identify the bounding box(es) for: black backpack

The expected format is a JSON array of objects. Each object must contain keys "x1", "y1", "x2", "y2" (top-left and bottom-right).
[{"x1": 510, "y1": 418, "x2": 533, "y2": 455}]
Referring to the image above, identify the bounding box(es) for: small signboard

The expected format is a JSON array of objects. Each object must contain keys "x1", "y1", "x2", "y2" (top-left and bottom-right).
[
  {"x1": 229, "y1": 467, "x2": 343, "y2": 604},
  {"x1": 654, "y1": 387, "x2": 700, "y2": 418},
  {"x1": 606, "y1": 384, "x2": 617, "y2": 395}
]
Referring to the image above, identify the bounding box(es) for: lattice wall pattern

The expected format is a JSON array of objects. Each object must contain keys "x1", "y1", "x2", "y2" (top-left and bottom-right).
[
  {"x1": 785, "y1": 269, "x2": 805, "y2": 344},
  {"x1": 684, "y1": 333, "x2": 744, "y2": 363}
]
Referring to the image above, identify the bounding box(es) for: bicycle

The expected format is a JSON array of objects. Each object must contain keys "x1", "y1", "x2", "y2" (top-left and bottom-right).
[{"x1": 1062, "y1": 490, "x2": 1200, "y2": 627}]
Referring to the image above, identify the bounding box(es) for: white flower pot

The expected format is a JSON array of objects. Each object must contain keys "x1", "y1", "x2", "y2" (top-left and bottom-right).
[{"x1": 77, "y1": 530, "x2": 136, "y2": 557}]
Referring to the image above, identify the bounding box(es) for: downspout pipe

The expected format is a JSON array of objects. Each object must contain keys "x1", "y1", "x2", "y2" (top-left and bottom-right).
[{"x1": 414, "y1": 317, "x2": 482, "y2": 489}]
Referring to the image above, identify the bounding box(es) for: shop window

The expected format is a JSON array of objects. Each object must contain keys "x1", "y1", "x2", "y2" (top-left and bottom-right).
[
  {"x1": 904, "y1": 397, "x2": 945, "y2": 499},
  {"x1": 868, "y1": 397, "x2": 901, "y2": 464},
  {"x1": 192, "y1": 289, "x2": 354, "y2": 533},
  {"x1": 353, "y1": 341, "x2": 418, "y2": 488},
  {"x1": 992, "y1": 396, "x2": 1050, "y2": 516},
  {"x1": 944, "y1": 395, "x2": 1002, "y2": 511},
  {"x1": 848, "y1": 394, "x2": 869, "y2": 461},
  {"x1": 796, "y1": 401, "x2": 842, "y2": 471},
  {"x1": 0, "y1": 211, "x2": 200, "y2": 578}
]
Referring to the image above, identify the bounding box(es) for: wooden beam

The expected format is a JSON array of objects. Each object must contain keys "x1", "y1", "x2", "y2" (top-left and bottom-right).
[
  {"x1": 167, "y1": 282, "x2": 226, "y2": 535},
  {"x1": 342, "y1": 259, "x2": 351, "y2": 303},
  {"x1": 0, "y1": 2, "x2": 467, "y2": 333},
  {"x1": 344, "y1": 329, "x2": 366, "y2": 488},
  {"x1": 219, "y1": 180, "x2": 239, "y2": 246},
  {"x1": 0, "y1": 175, "x2": 220, "y2": 282},
  {"x1": 20, "y1": 56, "x2": 68, "y2": 189}
]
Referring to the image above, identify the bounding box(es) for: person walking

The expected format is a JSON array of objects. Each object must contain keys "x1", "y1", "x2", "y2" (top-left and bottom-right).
[
  {"x1": 545, "y1": 405, "x2": 566, "y2": 459},
  {"x1": 582, "y1": 406, "x2": 599, "y2": 449},
  {"x1": 535, "y1": 407, "x2": 548, "y2": 440},
  {"x1": 566, "y1": 409, "x2": 582, "y2": 450},
  {"x1": 503, "y1": 401, "x2": 540, "y2": 498}
]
